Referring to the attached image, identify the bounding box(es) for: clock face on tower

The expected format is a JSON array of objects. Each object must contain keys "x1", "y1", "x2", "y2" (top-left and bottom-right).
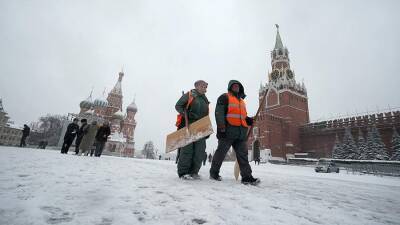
[{"x1": 271, "y1": 70, "x2": 279, "y2": 81}]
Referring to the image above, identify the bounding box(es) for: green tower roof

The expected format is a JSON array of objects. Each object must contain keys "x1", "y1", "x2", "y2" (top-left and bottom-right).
[{"x1": 274, "y1": 24, "x2": 284, "y2": 49}]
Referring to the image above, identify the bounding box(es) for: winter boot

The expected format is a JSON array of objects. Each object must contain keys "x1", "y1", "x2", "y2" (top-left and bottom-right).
[
  {"x1": 241, "y1": 176, "x2": 260, "y2": 185},
  {"x1": 180, "y1": 174, "x2": 194, "y2": 180},
  {"x1": 209, "y1": 173, "x2": 222, "y2": 181},
  {"x1": 191, "y1": 174, "x2": 201, "y2": 180}
]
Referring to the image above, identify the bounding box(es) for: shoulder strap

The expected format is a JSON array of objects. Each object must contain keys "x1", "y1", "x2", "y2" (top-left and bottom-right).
[{"x1": 186, "y1": 91, "x2": 195, "y2": 110}]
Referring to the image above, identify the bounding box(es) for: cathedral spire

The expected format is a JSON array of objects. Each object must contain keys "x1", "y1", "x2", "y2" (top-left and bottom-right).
[
  {"x1": 274, "y1": 24, "x2": 284, "y2": 49},
  {"x1": 0, "y1": 98, "x2": 4, "y2": 112},
  {"x1": 111, "y1": 70, "x2": 124, "y2": 95}
]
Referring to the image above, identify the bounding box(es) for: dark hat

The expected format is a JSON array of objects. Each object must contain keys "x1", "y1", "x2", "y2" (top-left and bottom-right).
[
  {"x1": 81, "y1": 119, "x2": 87, "y2": 123},
  {"x1": 73, "y1": 118, "x2": 79, "y2": 122}
]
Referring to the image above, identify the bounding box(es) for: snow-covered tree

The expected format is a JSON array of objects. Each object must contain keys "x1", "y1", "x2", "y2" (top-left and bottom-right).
[
  {"x1": 332, "y1": 134, "x2": 345, "y2": 159},
  {"x1": 363, "y1": 126, "x2": 389, "y2": 160},
  {"x1": 342, "y1": 128, "x2": 359, "y2": 159},
  {"x1": 390, "y1": 128, "x2": 400, "y2": 161},
  {"x1": 142, "y1": 141, "x2": 156, "y2": 159},
  {"x1": 357, "y1": 129, "x2": 368, "y2": 160},
  {"x1": 28, "y1": 114, "x2": 67, "y2": 146}
]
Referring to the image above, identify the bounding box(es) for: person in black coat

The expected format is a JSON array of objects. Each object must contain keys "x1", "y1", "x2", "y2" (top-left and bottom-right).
[
  {"x1": 75, "y1": 119, "x2": 88, "y2": 155},
  {"x1": 94, "y1": 121, "x2": 111, "y2": 157},
  {"x1": 19, "y1": 124, "x2": 30, "y2": 147},
  {"x1": 61, "y1": 118, "x2": 79, "y2": 154}
]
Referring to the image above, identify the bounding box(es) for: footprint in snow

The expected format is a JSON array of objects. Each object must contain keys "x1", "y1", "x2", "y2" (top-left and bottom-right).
[
  {"x1": 192, "y1": 218, "x2": 207, "y2": 224},
  {"x1": 40, "y1": 206, "x2": 73, "y2": 224}
]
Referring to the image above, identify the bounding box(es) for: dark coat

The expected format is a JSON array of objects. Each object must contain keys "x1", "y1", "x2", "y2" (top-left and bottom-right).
[
  {"x1": 95, "y1": 125, "x2": 111, "y2": 142},
  {"x1": 215, "y1": 80, "x2": 249, "y2": 140},
  {"x1": 22, "y1": 126, "x2": 30, "y2": 137},
  {"x1": 76, "y1": 123, "x2": 89, "y2": 139},
  {"x1": 175, "y1": 89, "x2": 210, "y2": 129},
  {"x1": 64, "y1": 122, "x2": 79, "y2": 141}
]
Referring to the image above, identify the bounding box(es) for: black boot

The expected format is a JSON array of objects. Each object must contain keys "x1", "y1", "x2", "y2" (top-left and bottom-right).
[
  {"x1": 209, "y1": 173, "x2": 222, "y2": 181},
  {"x1": 241, "y1": 176, "x2": 260, "y2": 185}
]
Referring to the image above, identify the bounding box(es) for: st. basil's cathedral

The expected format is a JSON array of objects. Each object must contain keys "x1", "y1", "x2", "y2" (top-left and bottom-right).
[{"x1": 72, "y1": 70, "x2": 137, "y2": 157}]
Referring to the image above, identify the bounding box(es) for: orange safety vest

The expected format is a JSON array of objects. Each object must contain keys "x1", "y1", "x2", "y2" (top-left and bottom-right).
[
  {"x1": 226, "y1": 93, "x2": 248, "y2": 127},
  {"x1": 175, "y1": 91, "x2": 194, "y2": 127}
]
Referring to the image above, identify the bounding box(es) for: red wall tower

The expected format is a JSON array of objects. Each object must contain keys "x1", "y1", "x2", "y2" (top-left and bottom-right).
[{"x1": 249, "y1": 25, "x2": 309, "y2": 159}]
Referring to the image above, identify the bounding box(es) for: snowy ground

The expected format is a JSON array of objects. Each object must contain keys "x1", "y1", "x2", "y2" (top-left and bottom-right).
[{"x1": 1, "y1": 146, "x2": 400, "y2": 225}]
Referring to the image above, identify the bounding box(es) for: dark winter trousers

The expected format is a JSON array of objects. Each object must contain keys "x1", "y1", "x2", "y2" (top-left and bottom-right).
[
  {"x1": 95, "y1": 141, "x2": 106, "y2": 157},
  {"x1": 20, "y1": 136, "x2": 27, "y2": 147},
  {"x1": 177, "y1": 138, "x2": 206, "y2": 177},
  {"x1": 210, "y1": 138, "x2": 252, "y2": 178},
  {"x1": 61, "y1": 138, "x2": 74, "y2": 154},
  {"x1": 75, "y1": 136, "x2": 83, "y2": 154}
]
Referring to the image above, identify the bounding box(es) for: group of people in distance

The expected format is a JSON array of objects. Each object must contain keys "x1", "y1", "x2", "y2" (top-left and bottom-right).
[
  {"x1": 61, "y1": 118, "x2": 110, "y2": 157},
  {"x1": 175, "y1": 80, "x2": 260, "y2": 185}
]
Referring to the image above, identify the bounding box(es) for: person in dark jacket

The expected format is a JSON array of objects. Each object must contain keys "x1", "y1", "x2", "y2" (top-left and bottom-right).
[
  {"x1": 61, "y1": 118, "x2": 79, "y2": 154},
  {"x1": 209, "y1": 80, "x2": 260, "y2": 185},
  {"x1": 94, "y1": 121, "x2": 111, "y2": 157},
  {"x1": 202, "y1": 152, "x2": 207, "y2": 166},
  {"x1": 19, "y1": 124, "x2": 30, "y2": 147},
  {"x1": 75, "y1": 119, "x2": 88, "y2": 155},
  {"x1": 175, "y1": 80, "x2": 210, "y2": 180},
  {"x1": 254, "y1": 157, "x2": 260, "y2": 165}
]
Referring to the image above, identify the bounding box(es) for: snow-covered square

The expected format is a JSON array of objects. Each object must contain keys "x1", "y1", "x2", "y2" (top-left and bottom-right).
[{"x1": 0, "y1": 146, "x2": 399, "y2": 225}]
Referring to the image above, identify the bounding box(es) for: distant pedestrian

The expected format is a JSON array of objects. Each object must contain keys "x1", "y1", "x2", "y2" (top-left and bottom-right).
[
  {"x1": 208, "y1": 153, "x2": 212, "y2": 163},
  {"x1": 79, "y1": 121, "x2": 98, "y2": 156},
  {"x1": 19, "y1": 124, "x2": 30, "y2": 147},
  {"x1": 75, "y1": 119, "x2": 88, "y2": 155},
  {"x1": 202, "y1": 152, "x2": 207, "y2": 166},
  {"x1": 254, "y1": 157, "x2": 260, "y2": 165},
  {"x1": 61, "y1": 118, "x2": 79, "y2": 154},
  {"x1": 94, "y1": 121, "x2": 111, "y2": 157}
]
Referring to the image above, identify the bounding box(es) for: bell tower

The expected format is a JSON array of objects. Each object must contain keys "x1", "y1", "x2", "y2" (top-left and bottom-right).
[{"x1": 253, "y1": 25, "x2": 310, "y2": 158}]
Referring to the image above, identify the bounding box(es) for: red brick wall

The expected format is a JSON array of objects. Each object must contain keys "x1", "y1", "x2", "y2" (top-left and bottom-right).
[
  {"x1": 249, "y1": 89, "x2": 309, "y2": 158},
  {"x1": 300, "y1": 112, "x2": 400, "y2": 158}
]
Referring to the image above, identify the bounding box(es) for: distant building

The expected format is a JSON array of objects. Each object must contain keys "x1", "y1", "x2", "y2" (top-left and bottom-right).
[
  {"x1": 69, "y1": 70, "x2": 137, "y2": 157},
  {"x1": 0, "y1": 98, "x2": 22, "y2": 146},
  {"x1": 248, "y1": 25, "x2": 400, "y2": 159}
]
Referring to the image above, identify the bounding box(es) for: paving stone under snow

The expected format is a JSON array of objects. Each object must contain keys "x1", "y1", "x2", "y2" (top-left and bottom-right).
[{"x1": 0, "y1": 146, "x2": 399, "y2": 225}]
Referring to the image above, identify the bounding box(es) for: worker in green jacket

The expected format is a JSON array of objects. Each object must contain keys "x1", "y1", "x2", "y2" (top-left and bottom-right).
[{"x1": 175, "y1": 80, "x2": 210, "y2": 179}]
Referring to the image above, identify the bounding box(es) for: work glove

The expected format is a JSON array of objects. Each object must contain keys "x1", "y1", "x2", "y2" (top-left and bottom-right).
[
  {"x1": 245, "y1": 116, "x2": 254, "y2": 126},
  {"x1": 216, "y1": 127, "x2": 226, "y2": 139}
]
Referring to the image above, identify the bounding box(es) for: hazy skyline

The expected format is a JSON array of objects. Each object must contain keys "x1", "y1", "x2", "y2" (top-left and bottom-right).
[{"x1": 1, "y1": 0, "x2": 399, "y2": 152}]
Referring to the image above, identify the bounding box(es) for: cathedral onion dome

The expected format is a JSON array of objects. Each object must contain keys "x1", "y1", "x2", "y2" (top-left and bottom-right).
[
  {"x1": 79, "y1": 95, "x2": 93, "y2": 109},
  {"x1": 93, "y1": 96, "x2": 108, "y2": 108},
  {"x1": 112, "y1": 111, "x2": 125, "y2": 120},
  {"x1": 127, "y1": 100, "x2": 137, "y2": 113}
]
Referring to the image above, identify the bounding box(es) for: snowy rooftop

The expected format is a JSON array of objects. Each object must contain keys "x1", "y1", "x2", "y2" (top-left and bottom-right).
[{"x1": 0, "y1": 146, "x2": 399, "y2": 225}]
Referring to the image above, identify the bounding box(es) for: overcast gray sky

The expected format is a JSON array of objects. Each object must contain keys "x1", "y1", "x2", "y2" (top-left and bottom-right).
[{"x1": 1, "y1": 0, "x2": 399, "y2": 153}]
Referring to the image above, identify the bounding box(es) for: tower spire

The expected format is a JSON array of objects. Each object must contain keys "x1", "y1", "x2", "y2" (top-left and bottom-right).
[
  {"x1": 0, "y1": 98, "x2": 4, "y2": 112},
  {"x1": 274, "y1": 24, "x2": 284, "y2": 49}
]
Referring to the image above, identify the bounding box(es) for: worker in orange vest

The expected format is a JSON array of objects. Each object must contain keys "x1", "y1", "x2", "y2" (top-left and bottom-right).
[{"x1": 210, "y1": 80, "x2": 260, "y2": 185}]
